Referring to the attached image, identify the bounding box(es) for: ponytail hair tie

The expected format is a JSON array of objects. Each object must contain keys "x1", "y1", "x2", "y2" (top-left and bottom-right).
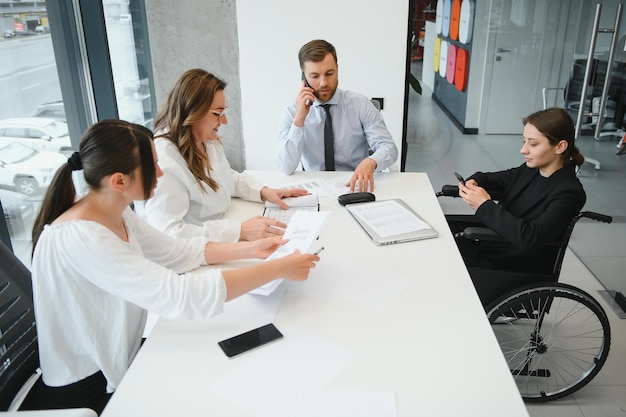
[{"x1": 67, "y1": 152, "x2": 83, "y2": 171}]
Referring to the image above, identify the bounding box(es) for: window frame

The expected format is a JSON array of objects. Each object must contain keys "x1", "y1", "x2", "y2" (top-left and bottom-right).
[{"x1": 0, "y1": 0, "x2": 155, "y2": 255}]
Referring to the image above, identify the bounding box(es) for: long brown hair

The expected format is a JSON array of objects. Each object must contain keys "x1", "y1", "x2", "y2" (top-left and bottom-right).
[
  {"x1": 153, "y1": 69, "x2": 226, "y2": 192},
  {"x1": 523, "y1": 108, "x2": 585, "y2": 167},
  {"x1": 32, "y1": 120, "x2": 156, "y2": 253}
]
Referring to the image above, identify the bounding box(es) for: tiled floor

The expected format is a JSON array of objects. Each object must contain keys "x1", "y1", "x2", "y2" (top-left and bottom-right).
[{"x1": 405, "y1": 77, "x2": 626, "y2": 416}]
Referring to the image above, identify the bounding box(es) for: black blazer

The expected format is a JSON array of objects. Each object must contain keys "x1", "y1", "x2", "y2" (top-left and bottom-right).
[{"x1": 468, "y1": 163, "x2": 586, "y2": 271}]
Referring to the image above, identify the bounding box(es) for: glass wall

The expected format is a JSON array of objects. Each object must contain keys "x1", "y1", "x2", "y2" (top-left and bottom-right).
[
  {"x1": 103, "y1": 0, "x2": 155, "y2": 129},
  {"x1": 0, "y1": 0, "x2": 155, "y2": 266},
  {"x1": 0, "y1": 1, "x2": 68, "y2": 265}
]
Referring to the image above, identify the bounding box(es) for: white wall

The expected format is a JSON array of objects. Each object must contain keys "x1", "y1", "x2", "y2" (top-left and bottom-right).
[{"x1": 237, "y1": 0, "x2": 409, "y2": 170}]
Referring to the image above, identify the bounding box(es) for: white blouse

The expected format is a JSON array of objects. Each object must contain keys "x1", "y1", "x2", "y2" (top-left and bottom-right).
[
  {"x1": 145, "y1": 138, "x2": 264, "y2": 242},
  {"x1": 32, "y1": 208, "x2": 227, "y2": 392}
]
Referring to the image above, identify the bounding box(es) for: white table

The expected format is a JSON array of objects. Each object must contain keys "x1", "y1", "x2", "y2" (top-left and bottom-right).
[{"x1": 102, "y1": 172, "x2": 528, "y2": 417}]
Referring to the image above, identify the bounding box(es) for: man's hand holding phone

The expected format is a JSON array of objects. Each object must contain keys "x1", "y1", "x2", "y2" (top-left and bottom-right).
[
  {"x1": 302, "y1": 72, "x2": 314, "y2": 106},
  {"x1": 294, "y1": 73, "x2": 316, "y2": 127}
]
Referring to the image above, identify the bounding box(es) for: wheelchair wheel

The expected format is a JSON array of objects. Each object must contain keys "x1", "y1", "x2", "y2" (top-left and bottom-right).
[{"x1": 485, "y1": 282, "x2": 610, "y2": 402}]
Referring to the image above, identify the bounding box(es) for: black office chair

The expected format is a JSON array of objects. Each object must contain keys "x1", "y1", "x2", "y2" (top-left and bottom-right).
[
  {"x1": 0, "y1": 242, "x2": 39, "y2": 411},
  {"x1": 542, "y1": 59, "x2": 617, "y2": 169},
  {"x1": 542, "y1": 59, "x2": 590, "y2": 124},
  {"x1": 437, "y1": 185, "x2": 612, "y2": 402},
  {"x1": 0, "y1": 243, "x2": 100, "y2": 416},
  {"x1": 594, "y1": 61, "x2": 626, "y2": 144}
]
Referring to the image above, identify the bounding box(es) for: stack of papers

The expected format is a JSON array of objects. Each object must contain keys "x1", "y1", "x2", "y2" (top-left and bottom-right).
[{"x1": 263, "y1": 194, "x2": 319, "y2": 224}]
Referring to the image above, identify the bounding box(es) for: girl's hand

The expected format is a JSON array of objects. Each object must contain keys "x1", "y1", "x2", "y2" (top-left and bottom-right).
[
  {"x1": 274, "y1": 249, "x2": 320, "y2": 281},
  {"x1": 250, "y1": 237, "x2": 288, "y2": 259},
  {"x1": 260, "y1": 187, "x2": 309, "y2": 209},
  {"x1": 240, "y1": 216, "x2": 286, "y2": 241},
  {"x1": 459, "y1": 182, "x2": 491, "y2": 210}
]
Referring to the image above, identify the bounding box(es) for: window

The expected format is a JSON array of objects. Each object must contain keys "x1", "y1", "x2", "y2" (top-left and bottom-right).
[
  {"x1": 103, "y1": 0, "x2": 155, "y2": 129},
  {"x1": 0, "y1": 0, "x2": 155, "y2": 266}
]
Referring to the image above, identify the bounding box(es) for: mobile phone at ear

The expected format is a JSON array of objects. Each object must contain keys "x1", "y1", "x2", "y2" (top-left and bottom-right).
[
  {"x1": 218, "y1": 323, "x2": 283, "y2": 358},
  {"x1": 302, "y1": 72, "x2": 313, "y2": 105},
  {"x1": 301, "y1": 71, "x2": 311, "y2": 88},
  {"x1": 454, "y1": 171, "x2": 466, "y2": 185}
]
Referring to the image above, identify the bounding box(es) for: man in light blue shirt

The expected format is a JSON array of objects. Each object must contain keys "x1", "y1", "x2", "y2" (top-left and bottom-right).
[{"x1": 276, "y1": 39, "x2": 398, "y2": 192}]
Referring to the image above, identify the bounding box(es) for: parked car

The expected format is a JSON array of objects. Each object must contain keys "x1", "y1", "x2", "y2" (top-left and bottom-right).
[
  {"x1": 0, "y1": 117, "x2": 72, "y2": 156},
  {"x1": 0, "y1": 188, "x2": 35, "y2": 238},
  {"x1": 34, "y1": 100, "x2": 66, "y2": 121},
  {"x1": 0, "y1": 142, "x2": 66, "y2": 195},
  {"x1": 16, "y1": 30, "x2": 35, "y2": 36},
  {"x1": 35, "y1": 25, "x2": 50, "y2": 34},
  {"x1": 3, "y1": 29, "x2": 15, "y2": 38}
]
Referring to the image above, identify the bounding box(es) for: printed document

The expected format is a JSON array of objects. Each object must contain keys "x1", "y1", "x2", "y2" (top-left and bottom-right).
[{"x1": 250, "y1": 211, "x2": 330, "y2": 296}]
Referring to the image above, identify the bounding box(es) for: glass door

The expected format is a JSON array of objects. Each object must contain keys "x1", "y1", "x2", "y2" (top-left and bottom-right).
[
  {"x1": 484, "y1": 0, "x2": 583, "y2": 134},
  {"x1": 483, "y1": 0, "x2": 626, "y2": 135}
]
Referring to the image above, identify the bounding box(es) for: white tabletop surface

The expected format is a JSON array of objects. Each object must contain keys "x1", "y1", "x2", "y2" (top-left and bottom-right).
[{"x1": 102, "y1": 171, "x2": 528, "y2": 417}]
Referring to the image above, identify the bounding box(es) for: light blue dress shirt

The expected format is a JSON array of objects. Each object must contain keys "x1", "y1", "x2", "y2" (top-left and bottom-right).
[{"x1": 276, "y1": 89, "x2": 398, "y2": 173}]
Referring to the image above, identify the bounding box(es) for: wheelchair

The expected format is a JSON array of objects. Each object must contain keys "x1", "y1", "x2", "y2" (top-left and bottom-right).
[{"x1": 437, "y1": 185, "x2": 612, "y2": 402}]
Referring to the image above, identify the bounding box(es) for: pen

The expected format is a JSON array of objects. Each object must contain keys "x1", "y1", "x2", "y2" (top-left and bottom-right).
[{"x1": 313, "y1": 247, "x2": 325, "y2": 256}]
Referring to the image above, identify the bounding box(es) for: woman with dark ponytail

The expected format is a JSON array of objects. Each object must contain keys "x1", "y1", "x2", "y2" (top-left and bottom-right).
[
  {"x1": 446, "y1": 107, "x2": 587, "y2": 305},
  {"x1": 25, "y1": 120, "x2": 319, "y2": 414}
]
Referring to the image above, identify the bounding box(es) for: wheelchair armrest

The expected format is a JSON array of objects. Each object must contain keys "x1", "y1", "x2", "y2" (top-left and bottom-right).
[
  {"x1": 436, "y1": 185, "x2": 459, "y2": 198},
  {"x1": 460, "y1": 227, "x2": 506, "y2": 242},
  {"x1": 579, "y1": 211, "x2": 613, "y2": 223}
]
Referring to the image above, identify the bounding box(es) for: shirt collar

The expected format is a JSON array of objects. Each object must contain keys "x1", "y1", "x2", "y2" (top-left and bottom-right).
[{"x1": 312, "y1": 88, "x2": 342, "y2": 107}]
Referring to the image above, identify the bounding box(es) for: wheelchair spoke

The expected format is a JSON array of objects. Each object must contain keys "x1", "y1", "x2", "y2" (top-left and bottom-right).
[{"x1": 487, "y1": 284, "x2": 610, "y2": 402}]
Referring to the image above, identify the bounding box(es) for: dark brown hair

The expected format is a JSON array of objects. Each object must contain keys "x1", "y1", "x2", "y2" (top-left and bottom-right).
[
  {"x1": 523, "y1": 107, "x2": 585, "y2": 167},
  {"x1": 32, "y1": 120, "x2": 156, "y2": 252},
  {"x1": 298, "y1": 39, "x2": 337, "y2": 70},
  {"x1": 153, "y1": 69, "x2": 226, "y2": 192}
]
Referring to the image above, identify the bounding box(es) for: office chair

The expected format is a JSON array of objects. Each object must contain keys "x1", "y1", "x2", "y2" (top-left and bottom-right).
[
  {"x1": 593, "y1": 61, "x2": 626, "y2": 146},
  {"x1": 0, "y1": 243, "x2": 96, "y2": 416},
  {"x1": 542, "y1": 59, "x2": 589, "y2": 123},
  {"x1": 542, "y1": 58, "x2": 609, "y2": 169},
  {"x1": 437, "y1": 185, "x2": 612, "y2": 402},
  {"x1": 593, "y1": 36, "x2": 626, "y2": 147},
  {"x1": 0, "y1": 242, "x2": 38, "y2": 411}
]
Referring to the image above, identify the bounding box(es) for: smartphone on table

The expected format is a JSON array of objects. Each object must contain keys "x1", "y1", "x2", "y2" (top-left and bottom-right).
[{"x1": 218, "y1": 323, "x2": 283, "y2": 358}]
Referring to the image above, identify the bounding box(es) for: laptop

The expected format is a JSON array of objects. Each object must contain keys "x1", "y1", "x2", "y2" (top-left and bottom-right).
[{"x1": 346, "y1": 199, "x2": 438, "y2": 245}]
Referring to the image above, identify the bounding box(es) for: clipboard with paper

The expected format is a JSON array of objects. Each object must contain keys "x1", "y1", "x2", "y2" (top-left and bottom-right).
[{"x1": 346, "y1": 199, "x2": 438, "y2": 245}]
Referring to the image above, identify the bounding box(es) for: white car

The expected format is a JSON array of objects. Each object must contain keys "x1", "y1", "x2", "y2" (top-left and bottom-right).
[
  {"x1": 0, "y1": 142, "x2": 66, "y2": 195},
  {"x1": 0, "y1": 117, "x2": 72, "y2": 156}
]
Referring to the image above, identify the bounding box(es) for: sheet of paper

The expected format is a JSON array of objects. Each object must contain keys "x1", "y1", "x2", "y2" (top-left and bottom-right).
[
  {"x1": 348, "y1": 199, "x2": 430, "y2": 238},
  {"x1": 327, "y1": 172, "x2": 389, "y2": 195},
  {"x1": 286, "y1": 254, "x2": 410, "y2": 311},
  {"x1": 295, "y1": 390, "x2": 396, "y2": 417},
  {"x1": 267, "y1": 174, "x2": 388, "y2": 198},
  {"x1": 250, "y1": 211, "x2": 330, "y2": 296},
  {"x1": 211, "y1": 326, "x2": 354, "y2": 417},
  {"x1": 274, "y1": 177, "x2": 336, "y2": 197}
]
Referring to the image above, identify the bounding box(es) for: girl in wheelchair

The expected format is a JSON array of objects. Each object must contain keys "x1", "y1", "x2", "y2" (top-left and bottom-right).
[{"x1": 447, "y1": 107, "x2": 586, "y2": 304}]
